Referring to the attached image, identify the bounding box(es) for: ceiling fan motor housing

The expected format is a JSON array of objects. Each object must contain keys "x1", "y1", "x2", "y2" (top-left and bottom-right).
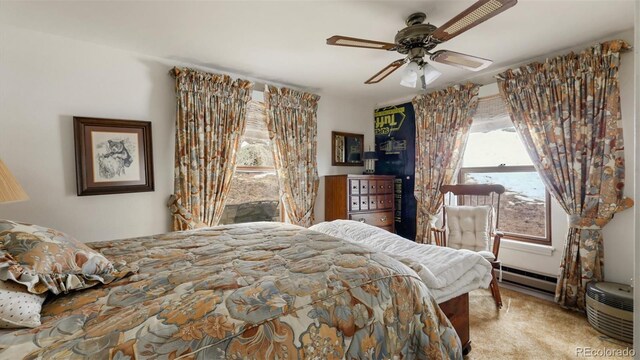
[{"x1": 395, "y1": 12, "x2": 438, "y2": 55}]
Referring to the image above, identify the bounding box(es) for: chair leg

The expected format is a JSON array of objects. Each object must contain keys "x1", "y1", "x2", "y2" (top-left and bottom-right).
[{"x1": 489, "y1": 269, "x2": 503, "y2": 309}]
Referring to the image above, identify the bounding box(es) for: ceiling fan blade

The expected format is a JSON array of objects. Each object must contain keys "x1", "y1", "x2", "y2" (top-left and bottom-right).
[
  {"x1": 365, "y1": 59, "x2": 406, "y2": 84},
  {"x1": 431, "y1": 0, "x2": 517, "y2": 42},
  {"x1": 327, "y1": 35, "x2": 396, "y2": 51},
  {"x1": 430, "y1": 50, "x2": 492, "y2": 71}
]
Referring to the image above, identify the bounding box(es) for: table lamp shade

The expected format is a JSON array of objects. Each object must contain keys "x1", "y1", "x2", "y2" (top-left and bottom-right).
[
  {"x1": 363, "y1": 151, "x2": 378, "y2": 160},
  {"x1": 0, "y1": 159, "x2": 28, "y2": 203}
]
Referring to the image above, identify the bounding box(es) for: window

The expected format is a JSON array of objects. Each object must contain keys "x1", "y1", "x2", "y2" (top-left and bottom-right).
[
  {"x1": 459, "y1": 95, "x2": 551, "y2": 244},
  {"x1": 219, "y1": 101, "x2": 281, "y2": 224}
]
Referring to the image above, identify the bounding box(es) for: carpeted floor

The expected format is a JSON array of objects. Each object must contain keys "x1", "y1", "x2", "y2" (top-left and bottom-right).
[{"x1": 465, "y1": 287, "x2": 633, "y2": 359}]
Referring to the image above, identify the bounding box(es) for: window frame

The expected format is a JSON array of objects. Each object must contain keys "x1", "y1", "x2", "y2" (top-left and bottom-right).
[
  {"x1": 458, "y1": 165, "x2": 552, "y2": 245},
  {"x1": 222, "y1": 97, "x2": 282, "y2": 223},
  {"x1": 236, "y1": 165, "x2": 276, "y2": 172}
]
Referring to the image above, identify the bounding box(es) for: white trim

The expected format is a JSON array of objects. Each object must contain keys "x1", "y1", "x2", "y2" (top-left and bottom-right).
[{"x1": 501, "y1": 238, "x2": 555, "y2": 256}]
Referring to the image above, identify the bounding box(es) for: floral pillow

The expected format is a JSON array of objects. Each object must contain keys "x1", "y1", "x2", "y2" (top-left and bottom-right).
[{"x1": 0, "y1": 220, "x2": 136, "y2": 295}]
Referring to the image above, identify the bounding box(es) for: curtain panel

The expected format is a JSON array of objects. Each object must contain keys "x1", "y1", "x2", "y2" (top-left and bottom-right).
[
  {"x1": 169, "y1": 67, "x2": 253, "y2": 231},
  {"x1": 413, "y1": 83, "x2": 480, "y2": 244},
  {"x1": 497, "y1": 40, "x2": 633, "y2": 310},
  {"x1": 264, "y1": 85, "x2": 320, "y2": 227}
]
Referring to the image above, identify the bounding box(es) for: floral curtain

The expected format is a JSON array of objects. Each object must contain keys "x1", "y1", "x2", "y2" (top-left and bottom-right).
[
  {"x1": 497, "y1": 40, "x2": 633, "y2": 310},
  {"x1": 413, "y1": 83, "x2": 479, "y2": 244},
  {"x1": 264, "y1": 85, "x2": 320, "y2": 227},
  {"x1": 170, "y1": 67, "x2": 253, "y2": 231}
]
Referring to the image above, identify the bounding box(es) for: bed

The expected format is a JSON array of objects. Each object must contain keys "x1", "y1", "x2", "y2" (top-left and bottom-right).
[
  {"x1": 310, "y1": 220, "x2": 494, "y2": 355},
  {"x1": 0, "y1": 222, "x2": 462, "y2": 359}
]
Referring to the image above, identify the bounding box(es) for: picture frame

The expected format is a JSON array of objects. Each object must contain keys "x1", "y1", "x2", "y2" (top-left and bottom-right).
[
  {"x1": 73, "y1": 117, "x2": 154, "y2": 196},
  {"x1": 331, "y1": 131, "x2": 364, "y2": 166}
]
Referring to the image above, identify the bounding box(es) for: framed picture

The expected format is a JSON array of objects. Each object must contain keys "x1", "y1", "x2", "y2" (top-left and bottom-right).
[
  {"x1": 331, "y1": 131, "x2": 364, "y2": 166},
  {"x1": 74, "y1": 117, "x2": 154, "y2": 196}
]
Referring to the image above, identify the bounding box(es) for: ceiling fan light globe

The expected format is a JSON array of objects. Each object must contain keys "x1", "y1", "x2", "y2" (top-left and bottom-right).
[
  {"x1": 400, "y1": 71, "x2": 418, "y2": 88},
  {"x1": 422, "y1": 63, "x2": 442, "y2": 85},
  {"x1": 404, "y1": 61, "x2": 420, "y2": 74},
  {"x1": 400, "y1": 77, "x2": 418, "y2": 88},
  {"x1": 400, "y1": 61, "x2": 420, "y2": 88}
]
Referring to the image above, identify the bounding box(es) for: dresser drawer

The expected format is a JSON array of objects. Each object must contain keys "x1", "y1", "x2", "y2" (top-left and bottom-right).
[
  {"x1": 359, "y1": 180, "x2": 369, "y2": 195},
  {"x1": 380, "y1": 180, "x2": 394, "y2": 194},
  {"x1": 376, "y1": 195, "x2": 393, "y2": 210},
  {"x1": 368, "y1": 180, "x2": 378, "y2": 194},
  {"x1": 368, "y1": 196, "x2": 377, "y2": 210},
  {"x1": 349, "y1": 211, "x2": 393, "y2": 227},
  {"x1": 349, "y1": 179, "x2": 360, "y2": 195},
  {"x1": 359, "y1": 196, "x2": 369, "y2": 211},
  {"x1": 349, "y1": 196, "x2": 360, "y2": 211}
]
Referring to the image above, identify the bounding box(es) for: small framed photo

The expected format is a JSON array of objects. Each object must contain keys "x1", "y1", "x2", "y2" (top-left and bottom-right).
[{"x1": 73, "y1": 117, "x2": 154, "y2": 196}]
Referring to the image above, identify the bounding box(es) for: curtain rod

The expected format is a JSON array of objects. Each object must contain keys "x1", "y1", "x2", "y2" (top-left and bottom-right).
[
  {"x1": 168, "y1": 66, "x2": 318, "y2": 94},
  {"x1": 491, "y1": 39, "x2": 632, "y2": 79}
]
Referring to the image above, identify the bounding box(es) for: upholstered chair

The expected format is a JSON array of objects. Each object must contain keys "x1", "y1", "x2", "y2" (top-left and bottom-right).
[{"x1": 431, "y1": 184, "x2": 505, "y2": 308}]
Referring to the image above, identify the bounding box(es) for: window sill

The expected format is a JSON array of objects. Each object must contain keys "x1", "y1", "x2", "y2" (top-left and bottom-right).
[{"x1": 501, "y1": 238, "x2": 555, "y2": 256}]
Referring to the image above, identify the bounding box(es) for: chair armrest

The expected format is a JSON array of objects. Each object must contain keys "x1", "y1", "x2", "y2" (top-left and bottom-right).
[
  {"x1": 492, "y1": 231, "x2": 503, "y2": 260},
  {"x1": 431, "y1": 227, "x2": 446, "y2": 247}
]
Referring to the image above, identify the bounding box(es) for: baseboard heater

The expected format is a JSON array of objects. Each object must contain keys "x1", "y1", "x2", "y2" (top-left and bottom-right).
[{"x1": 501, "y1": 266, "x2": 557, "y2": 294}]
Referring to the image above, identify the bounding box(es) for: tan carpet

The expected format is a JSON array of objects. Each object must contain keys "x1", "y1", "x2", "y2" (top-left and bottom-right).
[{"x1": 465, "y1": 287, "x2": 633, "y2": 359}]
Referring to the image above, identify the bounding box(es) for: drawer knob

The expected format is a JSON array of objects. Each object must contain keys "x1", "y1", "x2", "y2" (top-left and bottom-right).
[
  {"x1": 358, "y1": 218, "x2": 366, "y2": 223},
  {"x1": 380, "y1": 216, "x2": 387, "y2": 222}
]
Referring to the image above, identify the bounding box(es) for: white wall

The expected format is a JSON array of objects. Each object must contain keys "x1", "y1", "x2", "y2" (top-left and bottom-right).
[
  {"x1": 0, "y1": 24, "x2": 371, "y2": 241},
  {"x1": 601, "y1": 33, "x2": 635, "y2": 285},
  {"x1": 314, "y1": 95, "x2": 375, "y2": 223},
  {"x1": 0, "y1": 24, "x2": 175, "y2": 242}
]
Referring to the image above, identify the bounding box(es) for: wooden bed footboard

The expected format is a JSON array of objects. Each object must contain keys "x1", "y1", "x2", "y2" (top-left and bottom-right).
[{"x1": 439, "y1": 293, "x2": 471, "y2": 355}]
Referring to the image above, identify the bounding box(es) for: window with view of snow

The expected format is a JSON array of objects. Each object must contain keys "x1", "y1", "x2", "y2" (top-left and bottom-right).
[
  {"x1": 460, "y1": 95, "x2": 551, "y2": 244},
  {"x1": 219, "y1": 101, "x2": 281, "y2": 225}
]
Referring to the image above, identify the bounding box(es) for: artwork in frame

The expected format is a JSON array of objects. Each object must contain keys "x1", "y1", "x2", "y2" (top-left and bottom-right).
[{"x1": 74, "y1": 117, "x2": 154, "y2": 196}]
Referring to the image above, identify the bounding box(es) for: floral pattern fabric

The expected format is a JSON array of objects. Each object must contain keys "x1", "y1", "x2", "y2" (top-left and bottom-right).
[
  {"x1": 0, "y1": 222, "x2": 462, "y2": 359},
  {"x1": 497, "y1": 40, "x2": 633, "y2": 310},
  {"x1": 170, "y1": 67, "x2": 254, "y2": 231},
  {"x1": 167, "y1": 194, "x2": 208, "y2": 230},
  {"x1": 0, "y1": 220, "x2": 134, "y2": 295},
  {"x1": 265, "y1": 86, "x2": 320, "y2": 227},
  {"x1": 413, "y1": 84, "x2": 479, "y2": 244}
]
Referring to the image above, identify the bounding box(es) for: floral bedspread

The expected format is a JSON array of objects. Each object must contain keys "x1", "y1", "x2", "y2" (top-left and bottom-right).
[{"x1": 0, "y1": 222, "x2": 462, "y2": 359}]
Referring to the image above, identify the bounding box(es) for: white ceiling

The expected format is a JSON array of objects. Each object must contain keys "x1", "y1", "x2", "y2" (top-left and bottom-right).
[{"x1": 0, "y1": 1, "x2": 634, "y2": 103}]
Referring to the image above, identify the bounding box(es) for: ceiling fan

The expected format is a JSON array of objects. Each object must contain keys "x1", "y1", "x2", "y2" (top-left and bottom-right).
[{"x1": 326, "y1": 0, "x2": 517, "y2": 90}]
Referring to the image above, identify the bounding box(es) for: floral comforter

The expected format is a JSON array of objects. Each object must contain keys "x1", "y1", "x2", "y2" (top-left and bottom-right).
[{"x1": 0, "y1": 222, "x2": 462, "y2": 359}]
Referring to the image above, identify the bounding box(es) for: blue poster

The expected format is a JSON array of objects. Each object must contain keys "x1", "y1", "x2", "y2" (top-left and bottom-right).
[{"x1": 374, "y1": 102, "x2": 417, "y2": 241}]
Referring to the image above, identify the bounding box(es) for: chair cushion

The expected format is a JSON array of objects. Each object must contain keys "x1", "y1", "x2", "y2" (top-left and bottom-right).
[
  {"x1": 0, "y1": 219, "x2": 136, "y2": 295},
  {"x1": 445, "y1": 205, "x2": 491, "y2": 252}
]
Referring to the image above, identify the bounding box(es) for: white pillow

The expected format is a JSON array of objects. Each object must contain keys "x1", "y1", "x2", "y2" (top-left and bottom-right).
[{"x1": 0, "y1": 280, "x2": 46, "y2": 328}]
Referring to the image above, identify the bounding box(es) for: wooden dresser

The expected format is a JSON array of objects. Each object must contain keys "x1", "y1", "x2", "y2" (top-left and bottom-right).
[{"x1": 324, "y1": 174, "x2": 395, "y2": 232}]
